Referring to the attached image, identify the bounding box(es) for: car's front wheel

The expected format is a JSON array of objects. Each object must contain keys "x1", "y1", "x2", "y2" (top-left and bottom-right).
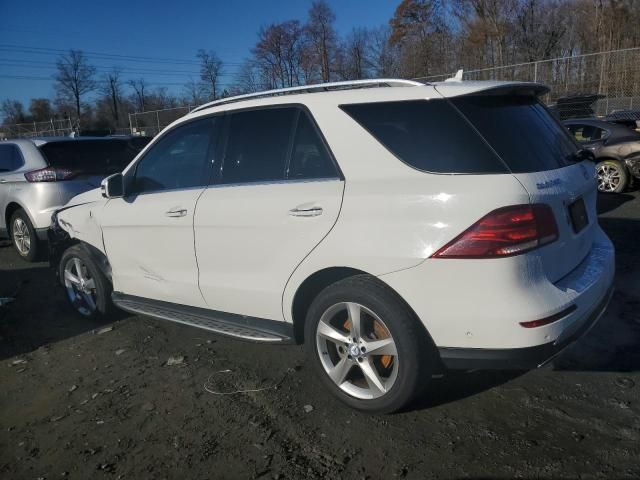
[
  {"x1": 305, "y1": 275, "x2": 435, "y2": 414},
  {"x1": 59, "y1": 245, "x2": 113, "y2": 319},
  {"x1": 596, "y1": 159, "x2": 628, "y2": 193}
]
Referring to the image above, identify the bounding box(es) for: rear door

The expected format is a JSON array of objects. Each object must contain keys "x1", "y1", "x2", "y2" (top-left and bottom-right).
[
  {"x1": 194, "y1": 106, "x2": 344, "y2": 321},
  {"x1": 450, "y1": 94, "x2": 596, "y2": 282}
]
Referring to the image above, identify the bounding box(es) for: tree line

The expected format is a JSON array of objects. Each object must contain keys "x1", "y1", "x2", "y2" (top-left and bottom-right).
[{"x1": 3, "y1": 0, "x2": 640, "y2": 131}]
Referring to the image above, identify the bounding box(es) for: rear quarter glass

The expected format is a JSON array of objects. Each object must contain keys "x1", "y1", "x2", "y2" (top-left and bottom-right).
[
  {"x1": 340, "y1": 100, "x2": 508, "y2": 174},
  {"x1": 450, "y1": 95, "x2": 578, "y2": 173}
]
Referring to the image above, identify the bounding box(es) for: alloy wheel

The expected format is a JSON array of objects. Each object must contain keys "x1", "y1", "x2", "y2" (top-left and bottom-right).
[
  {"x1": 12, "y1": 217, "x2": 31, "y2": 256},
  {"x1": 597, "y1": 163, "x2": 621, "y2": 192},
  {"x1": 63, "y1": 257, "x2": 98, "y2": 316},
  {"x1": 315, "y1": 302, "x2": 399, "y2": 400}
]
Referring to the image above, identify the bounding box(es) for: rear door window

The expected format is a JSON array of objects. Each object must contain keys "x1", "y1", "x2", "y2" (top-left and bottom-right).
[
  {"x1": 287, "y1": 112, "x2": 338, "y2": 180},
  {"x1": 0, "y1": 144, "x2": 22, "y2": 172},
  {"x1": 340, "y1": 100, "x2": 507, "y2": 174},
  {"x1": 39, "y1": 139, "x2": 144, "y2": 176},
  {"x1": 220, "y1": 107, "x2": 298, "y2": 184},
  {"x1": 451, "y1": 95, "x2": 578, "y2": 173}
]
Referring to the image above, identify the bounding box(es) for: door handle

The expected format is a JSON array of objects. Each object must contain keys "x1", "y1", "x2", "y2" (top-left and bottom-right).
[
  {"x1": 289, "y1": 206, "x2": 323, "y2": 217},
  {"x1": 165, "y1": 208, "x2": 187, "y2": 217}
]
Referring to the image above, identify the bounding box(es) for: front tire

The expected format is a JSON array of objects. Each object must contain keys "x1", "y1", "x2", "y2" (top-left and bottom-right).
[
  {"x1": 10, "y1": 209, "x2": 39, "y2": 262},
  {"x1": 59, "y1": 245, "x2": 113, "y2": 319},
  {"x1": 304, "y1": 275, "x2": 435, "y2": 414},
  {"x1": 596, "y1": 159, "x2": 628, "y2": 193}
]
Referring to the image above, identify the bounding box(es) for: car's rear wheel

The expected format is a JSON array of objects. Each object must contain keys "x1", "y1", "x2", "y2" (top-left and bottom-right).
[
  {"x1": 10, "y1": 209, "x2": 39, "y2": 262},
  {"x1": 596, "y1": 159, "x2": 628, "y2": 193},
  {"x1": 59, "y1": 245, "x2": 113, "y2": 318},
  {"x1": 305, "y1": 275, "x2": 435, "y2": 414}
]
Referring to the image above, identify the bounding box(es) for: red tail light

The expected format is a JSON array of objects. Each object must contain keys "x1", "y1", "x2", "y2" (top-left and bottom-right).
[
  {"x1": 432, "y1": 204, "x2": 558, "y2": 259},
  {"x1": 24, "y1": 167, "x2": 76, "y2": 182}
]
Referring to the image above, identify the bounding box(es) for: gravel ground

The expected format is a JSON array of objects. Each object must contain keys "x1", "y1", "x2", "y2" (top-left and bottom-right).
[{"x1": 1, "y1": 191, "x2": 639, "y2": 480}]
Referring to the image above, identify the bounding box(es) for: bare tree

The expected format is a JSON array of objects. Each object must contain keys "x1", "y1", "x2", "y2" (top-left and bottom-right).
[
  {"x1": 370, "y1": 26, "x2": 400, "y2": 77},
  {"x1": 54, "y1": 50, "x2": 96, "y2": 120},
  {"x1": 253, "y1": 21, "x2": 304, "y2": 89},
  {"x1": 101, "y1": 69, "x2": 123, "y2": 126},
  {"x1": 197, "y1": 49, "x2": 223, "y2": 100},
  {"x1": 1, "y1": 99, "x2": 27, "y2": 124},
  {"x1": 337, "y1": 28, "x2": 373, "y2": 80},
  {"x1": 232, "y1": 60, "x2": 264, "y2": 94},
  {"x1": 29, "y1": 98, "x2": 54, "y2": 122},
  {"x1": 183, "y1": 78, "x2": 207, "y2": 106},
  {"x1": 128, "y1": 78, "x2": 148, "y2": 112},
  {"x1": 305, "y1": 0, "x2": 337, "y2": 82}
]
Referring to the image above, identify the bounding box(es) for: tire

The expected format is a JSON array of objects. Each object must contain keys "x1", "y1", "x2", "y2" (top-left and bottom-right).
[
  {"x1": 10, "y1": 209, "x2": 39, "y2": 262},
  {"x1": 596, "y1": 159, "x2": 628, "y2": 193},
  {"x1": 58, "y1": 244, "x2": 113, "y2": 319},
  {"x1": 304, "y1": 275, "x2": 436, "y2": 414}
]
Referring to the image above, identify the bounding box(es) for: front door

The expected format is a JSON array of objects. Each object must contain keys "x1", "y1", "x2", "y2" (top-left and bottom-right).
[{"x1": 101, "y1": 116, "x2": 220, "y2": 307}]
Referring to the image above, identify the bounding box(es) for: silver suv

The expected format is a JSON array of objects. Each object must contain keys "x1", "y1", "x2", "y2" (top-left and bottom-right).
[{"x1": 0, "y1": 137, "x2": 149, "y2": 261}]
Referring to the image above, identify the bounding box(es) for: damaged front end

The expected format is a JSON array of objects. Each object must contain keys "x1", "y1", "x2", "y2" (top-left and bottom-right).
[{"x1": 48, "y1": 209, "x2": 77, "y2": 279}]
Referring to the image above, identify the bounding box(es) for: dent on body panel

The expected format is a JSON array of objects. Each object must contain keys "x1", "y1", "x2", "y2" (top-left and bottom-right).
[{"x1": 58, "y1": 203, "x2": 106, "y2": 254}]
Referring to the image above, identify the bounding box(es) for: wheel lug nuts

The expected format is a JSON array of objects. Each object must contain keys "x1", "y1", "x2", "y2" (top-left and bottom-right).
[
  {"x1": 360, "y1": 346, "x2": 366, "y2": 353},
  {"x1": 357, "y1": 357, "x2": 363, "y2": 363}
]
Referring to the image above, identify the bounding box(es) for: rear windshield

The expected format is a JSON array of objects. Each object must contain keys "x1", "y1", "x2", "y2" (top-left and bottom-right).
[
  {"x1": 340, "y1": 100, "x2": 508, "y2": 174},
  {"x1": 450, "y1": 95, "x2": 578, "y2": 173},
  {"x1": 39, "y1": 139, "x2": 146, "y2": 175},
  {"x1": 341, "y1": 96, "x2": 579, "y2": 174}
]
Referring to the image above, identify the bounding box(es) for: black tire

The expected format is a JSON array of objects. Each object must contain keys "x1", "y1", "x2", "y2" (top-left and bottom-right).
[
  {"x1": 9, "y1": 209, "x2": 39, "y2": 262},
  {"x1": 58, "y1": 244, "x2": 113, "y2": 319},
  {"x1": 304, "y1": 275, "x2": 436, "y2": 414},
  {"x1": 596, "y1": 159, "x2": 628, "y2": 193}
]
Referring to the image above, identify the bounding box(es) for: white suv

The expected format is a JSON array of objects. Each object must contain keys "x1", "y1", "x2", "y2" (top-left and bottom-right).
[{"x1": 50, "y1": 79, "x2": 615, "y2": 413}]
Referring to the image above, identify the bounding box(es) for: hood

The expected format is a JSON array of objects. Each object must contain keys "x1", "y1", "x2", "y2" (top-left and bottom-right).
[{"x1": 64, "y1": 187, "x2": 103, "y2": 208}]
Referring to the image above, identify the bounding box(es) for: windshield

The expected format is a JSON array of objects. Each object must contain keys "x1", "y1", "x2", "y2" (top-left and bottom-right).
[
  {"x1": 450, "y1": 94, "x2": 579, "y2": 173},
  {"x1": 39, "y1": 139, "x2": 146, "y2": 175}
]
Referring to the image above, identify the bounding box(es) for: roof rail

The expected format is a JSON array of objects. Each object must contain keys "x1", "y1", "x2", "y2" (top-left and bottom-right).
[{"x1": 190, "y1": 78, "x2": 425, "y2": 114}]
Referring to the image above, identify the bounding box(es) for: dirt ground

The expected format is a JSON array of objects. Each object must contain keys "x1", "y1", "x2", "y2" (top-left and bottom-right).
[{"x1": 1, "y1": 191, "x2": 639, "y2": 480}]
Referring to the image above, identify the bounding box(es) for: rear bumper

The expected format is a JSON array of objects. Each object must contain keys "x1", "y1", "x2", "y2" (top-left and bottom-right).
[{"x1": 438, "y1": 284, "x2": 614, "y2": 370}]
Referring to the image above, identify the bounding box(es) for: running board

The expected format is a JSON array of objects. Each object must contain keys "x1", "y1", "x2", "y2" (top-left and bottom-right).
[{"x1": 112, "y1": 292, "x2": 294, "y2": 343}]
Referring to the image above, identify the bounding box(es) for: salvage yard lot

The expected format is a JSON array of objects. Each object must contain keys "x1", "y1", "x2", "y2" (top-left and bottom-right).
[{"x1": 1, "y1": 192, "x2": 640, "y2": 480}]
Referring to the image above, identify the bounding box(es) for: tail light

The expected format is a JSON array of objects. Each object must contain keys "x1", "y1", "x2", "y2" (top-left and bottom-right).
[
  {"x1": 432, "y1": 204, "x2": 558, "y2": 259},
  {"x1": 24, "y1": 167, "x2": 76, "y2": 182}
]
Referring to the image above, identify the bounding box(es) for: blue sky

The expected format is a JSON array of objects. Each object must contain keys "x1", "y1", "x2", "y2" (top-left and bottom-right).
[{"x1": 0, "y1": 0, "x2": 398, "y2": 109}]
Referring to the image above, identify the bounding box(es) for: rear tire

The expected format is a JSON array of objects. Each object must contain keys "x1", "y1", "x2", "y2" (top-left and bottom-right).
[
  {"x1": 10, "y1": 209, "x2": 39, "y2": 262},
  {"x1": 596, "y1": 159, "x2": 628, "y2": 193},
  {"x1": 304, "y1": 275, "x2": 436, "y2": 414},
  {"x1": 59, "y1": 244, "x2": 113, "y2": 319}
]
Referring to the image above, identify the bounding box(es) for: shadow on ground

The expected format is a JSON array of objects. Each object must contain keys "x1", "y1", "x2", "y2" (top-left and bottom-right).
[{"x1": 0, "y1": 243, "x2": 116, "y2": 360}]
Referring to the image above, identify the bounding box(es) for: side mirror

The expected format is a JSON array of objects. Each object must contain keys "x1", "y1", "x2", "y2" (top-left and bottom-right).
[{"x1": 101, "y1": 173, "x2": 124, "y2": 198}]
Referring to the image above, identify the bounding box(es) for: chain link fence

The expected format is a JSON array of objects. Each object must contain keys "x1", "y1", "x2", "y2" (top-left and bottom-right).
[
  {"x1": 417, "y1": 47, "x2": 640, "y2": 120},
  {"x1": 127, "y1": 106, "x2": 192, "y2": 137},
  {"x1": 0, "y1": 118, "x2": 75, "y2": 140}
]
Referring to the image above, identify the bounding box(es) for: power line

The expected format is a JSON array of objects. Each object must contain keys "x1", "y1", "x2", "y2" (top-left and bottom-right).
[
  {"x1": 0, "y1": 60, "x2": 240, "y2": 78},
  {"x1": 0, "y1": 44, "x2": 247, "y2": 66}
]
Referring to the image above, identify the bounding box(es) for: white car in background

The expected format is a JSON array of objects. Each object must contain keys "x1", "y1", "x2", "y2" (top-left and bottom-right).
[{"x1": 49, "y1": 79, "x2": 615, "y2": 413}]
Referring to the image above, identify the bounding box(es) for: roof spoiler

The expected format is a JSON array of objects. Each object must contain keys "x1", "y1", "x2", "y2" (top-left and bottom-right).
[{"x1": 464, "y1": 82, "x2": 550, "y2": 97}]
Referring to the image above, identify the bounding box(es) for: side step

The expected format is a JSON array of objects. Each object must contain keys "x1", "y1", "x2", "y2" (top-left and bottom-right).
[{"x1": 112, "y1": 292, "x2": 294, "y2": 344}]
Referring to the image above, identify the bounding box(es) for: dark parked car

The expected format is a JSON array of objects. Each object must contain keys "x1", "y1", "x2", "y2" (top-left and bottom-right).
[{"x1": 563, "y1": 118, "x2": 640, "y2": 193}]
